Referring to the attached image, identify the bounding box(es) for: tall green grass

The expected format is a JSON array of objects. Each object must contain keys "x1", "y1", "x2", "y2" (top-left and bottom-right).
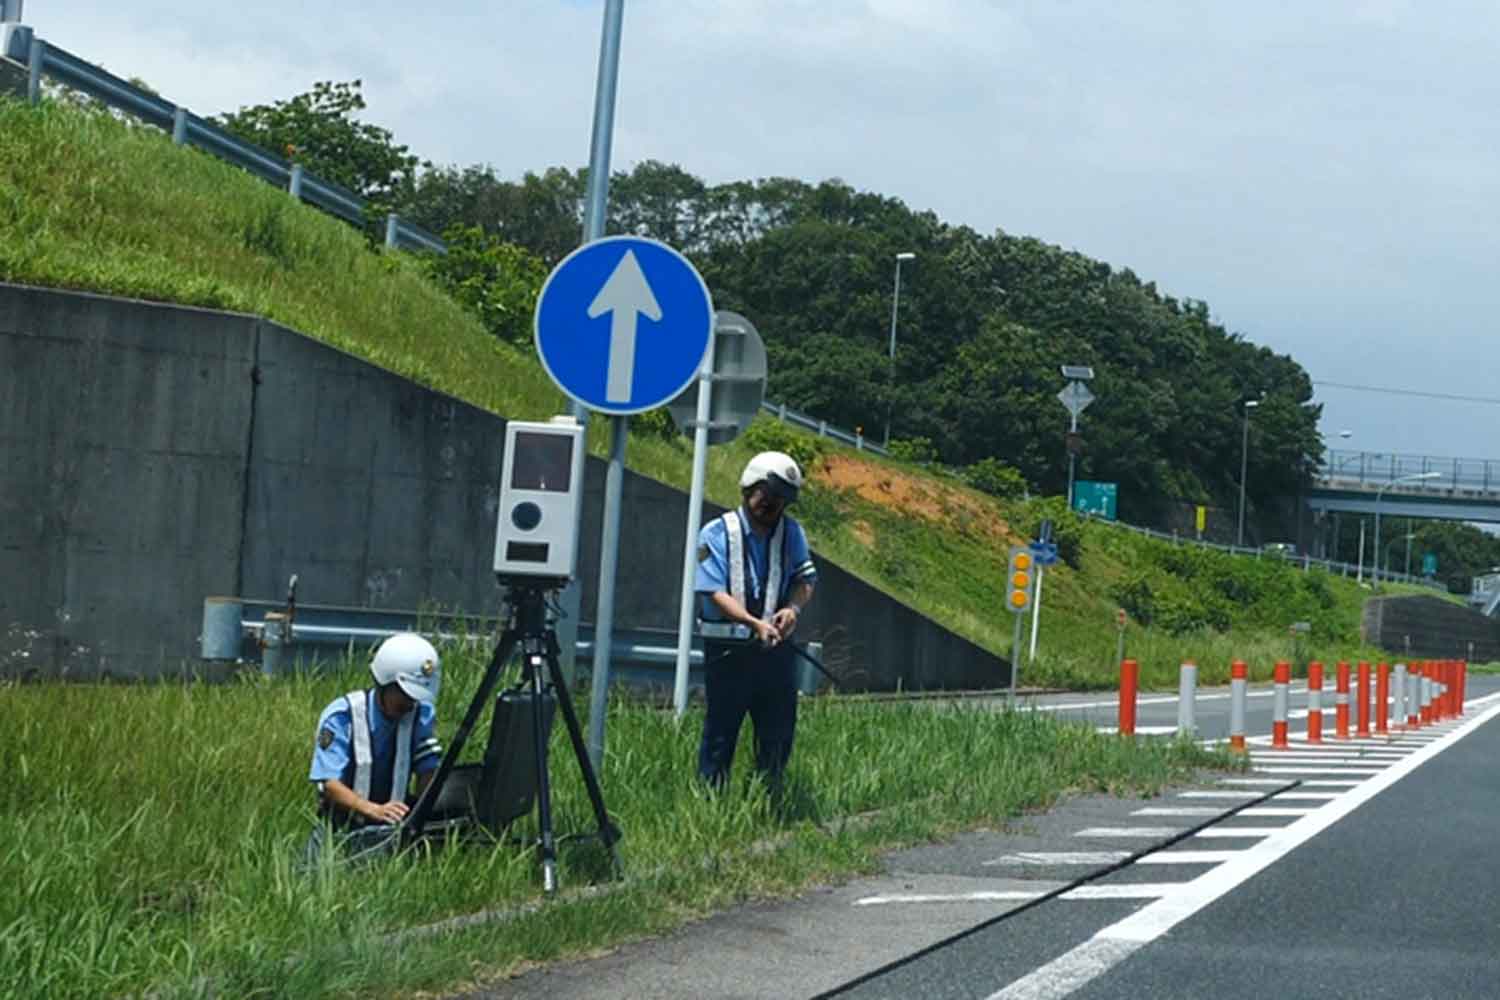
[{"x1": 0, "y1": 644, "x2": 1229, "y2": 999}]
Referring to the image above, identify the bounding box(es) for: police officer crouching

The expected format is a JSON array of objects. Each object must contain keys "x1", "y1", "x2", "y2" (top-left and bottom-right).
[
  {"x1": 694, "y1": 451, "x2": 818, "y2": 792},
  {"x1": 303, "y1": 632, "x2": 444, "y2": 866}
]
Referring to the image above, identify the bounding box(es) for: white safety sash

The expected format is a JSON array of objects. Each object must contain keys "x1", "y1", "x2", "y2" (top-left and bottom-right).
[
  {"x1": 344, "y1": 688, "x2": 413, "y2": 809},
  {"x1": 722, "y1": 510, "x2": 784, "y2": 614}
]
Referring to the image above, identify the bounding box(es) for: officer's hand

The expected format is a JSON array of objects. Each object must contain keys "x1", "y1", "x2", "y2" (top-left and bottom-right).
[
  {"x1": 365, "y1": 800, "x2": 409, "y2": 825},
  {"x1": 752, "y1": 618, "x2": 782, "y2": 647},
  {"x1": 769, "y1": 607, "x2": 799, "y2": 639}
]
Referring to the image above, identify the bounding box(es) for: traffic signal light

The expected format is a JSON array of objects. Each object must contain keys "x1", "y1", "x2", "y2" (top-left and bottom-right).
[{"x1": 1007, "y1": 546, "x2": 1035, "y2": 613}]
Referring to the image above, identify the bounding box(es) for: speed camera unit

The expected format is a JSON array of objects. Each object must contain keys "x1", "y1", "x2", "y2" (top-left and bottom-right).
[{"x1": 492, "y1": 417, "x2": 586, "y2": 584}]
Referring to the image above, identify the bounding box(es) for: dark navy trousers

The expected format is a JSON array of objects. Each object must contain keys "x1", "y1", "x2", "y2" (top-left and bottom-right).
[{"x1": 697, "y1": 640, "x2": 798, "y2": 789}]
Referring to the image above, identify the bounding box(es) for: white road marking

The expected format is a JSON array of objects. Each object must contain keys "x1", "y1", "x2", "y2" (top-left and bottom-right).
[
  {"x1": 1250, "y1": 766, "x2": 1383, "y2": 775},
  {"x1": 984, "y1": 852, "x2": 1130, "y2": 866},
  {"x1": 854, "y1": 885, "x2": 1180, "y2": 906},
  {"x1": 1246, "y1": 755, "x2": 1390, "y2": 763},
  {"x1": 1192, "y1": 827, "x2": 1285, "y2": 838},
  {"x1": 1217, "y1": 777, "x2": 1359, "y2": 787},
  {"x1": 986, "y1": 698, "x2": 1500, "y2": 1000},
  {"x1": 1075, "y1": 827, "x2": 1183, "y2": 838},
  {"x1": 1177, "y1": 790, "x2": 1262, "y2": 800},
  {"x1": 1136, "y1": 851, "x2": 1240, "y2": 864},
  {"x1": 1133, "y1": 806, "x2": 1315, "y2": 818},
  {"x1": 1094, "y1": 726, "x2": 1179, "y2": 735}
]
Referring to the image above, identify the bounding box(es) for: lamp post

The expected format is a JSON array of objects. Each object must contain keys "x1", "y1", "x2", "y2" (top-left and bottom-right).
[
  {"x1": 1374, "y1": 472, "x2": 1440, "y2": 588},
  {"x1": 884, "y1": 251, "x2": 916, "y2": 448},
  {"x1": 1236, "y1": 399, "x2": 1260, "y2": 547}
]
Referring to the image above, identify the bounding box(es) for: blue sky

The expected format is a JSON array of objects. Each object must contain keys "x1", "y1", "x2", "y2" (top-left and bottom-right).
[{"x1": 24, "y1": 1, "x2": 1500, "y2": 463}]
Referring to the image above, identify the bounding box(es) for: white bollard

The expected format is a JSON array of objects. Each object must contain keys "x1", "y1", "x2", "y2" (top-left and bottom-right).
[
  {"x1": 1177, "y1": 661, "x2": 1198, "y2": 736},
  {"x1": 1392, "y1": 663, "x2": 1407, "y2": 730}
]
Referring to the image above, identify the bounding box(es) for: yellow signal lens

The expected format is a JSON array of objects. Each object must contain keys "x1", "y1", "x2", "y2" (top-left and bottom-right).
[
  {"x1": 1014, "y1": 552, "x2": 1032, "y2": 570},
  {"x1": 1012, "y1": 571, "x2": 1030, "y2": 589},
  {"x1": 1010, "y1": 589, "x2": 1028, "y2": 608}
]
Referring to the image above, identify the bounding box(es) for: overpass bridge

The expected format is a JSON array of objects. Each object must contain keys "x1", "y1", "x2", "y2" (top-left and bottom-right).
[{"x1": 1308, "y1": 449, "x2": 1500, "y2": 523}]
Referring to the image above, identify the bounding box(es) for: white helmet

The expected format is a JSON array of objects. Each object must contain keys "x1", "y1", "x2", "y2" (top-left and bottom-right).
[
  {"x1": 740, "y1": 451, "x2": 803, "y2": 503},
  {"x1": 370, "y1": 633, "x2": 440, "y2": 704}
]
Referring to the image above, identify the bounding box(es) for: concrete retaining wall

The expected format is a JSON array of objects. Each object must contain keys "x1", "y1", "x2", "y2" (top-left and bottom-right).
[
  {"x1": 1, "y1": 283, "x2": 1009, "y2": 690},
  {"x1": 1362, "y1": 594, "x2": 1500, "y2": 661}
]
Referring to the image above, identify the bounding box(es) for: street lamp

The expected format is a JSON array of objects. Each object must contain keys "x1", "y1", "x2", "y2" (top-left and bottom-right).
[
  {"x1": 884, "y1": 251, "x2": 917, "y2": 448},
  {"x1": 1236, "y1": 399, "x2": 1260, "y2": 547},
  {"x1": 1374, "y1": 472, "x2": 1440, "y2": 588}
]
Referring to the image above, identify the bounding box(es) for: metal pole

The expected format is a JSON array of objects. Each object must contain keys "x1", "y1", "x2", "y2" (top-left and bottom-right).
[
  {"x1": 580, "y1": 0, "x2": 627, "y2": 771},
  {"x1": 1236, "y1": 408, "x2": 1251, "y2": 547},
  {"x1": 1404, "y1": 523, "x2": 1413, "y2": 578},
  {"x1": 884, "y1": 257, "x2": 904, "y2": 449},
  {"x1": 672, "y1": 330, "x2": 717, "y2": 718},
  {"x1": 588, "y1": 416, "x2": 627, "y2": 771},
  {"x1": 1373, "y1": 486, "x2": 1384, "y2": 589},
  {"x1": 27, "y1": 36, "x2": 41, "y2": 103},
  {"x1": 1009, "y1": 611, "x2": 1023, "y2": 706},
  {"x1": 1356, "y1": 518, "x2": 1365, "y2": 584},
  {"x1": 1027, "y1": 564, "x2": 1045, "y2": 662}
]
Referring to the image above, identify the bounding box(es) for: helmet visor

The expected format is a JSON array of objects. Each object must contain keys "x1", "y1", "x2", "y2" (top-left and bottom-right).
[
  {"x1": 396, "y1": 673, "x2": 437, "y2": 705},
  {"x1": 761, "y1": 473, "x2": 799, "y2": 504}
]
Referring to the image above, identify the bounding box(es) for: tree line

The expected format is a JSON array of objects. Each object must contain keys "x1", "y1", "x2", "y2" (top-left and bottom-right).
[{"x1": 219, "y1": 80, "x2": 1324, "y2": 528}]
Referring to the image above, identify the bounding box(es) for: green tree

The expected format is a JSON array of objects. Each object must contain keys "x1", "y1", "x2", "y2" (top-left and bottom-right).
[
  {"x1": 217, "y1": 80, "x2": 422, "y2": 208},
  {"x1": 420, "y1": 226, "x2": 547, "y2": 346}
]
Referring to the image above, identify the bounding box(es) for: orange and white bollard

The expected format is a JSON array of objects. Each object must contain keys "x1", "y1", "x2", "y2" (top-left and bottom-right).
[
  {"x1": 1375, "y1": 662, "x2": 1390, "y2": 734},
  {"x1": 1420, "y1": 662, "x2": 1433, "y2": 725},
  {"x1": 1229, "y1": 659, "x2": 1248, "y2": 752},
  {"x1": 1119, "y1": 658, "x2": 1139, "y2": 737},
  {"x1": 1335, "y1": 660, "x2": 1351, "y2": 739},
  {"x1": 1356, "y1": 660, "x2": 1372, "y2": 737},
  {"x1": 1272, "y1": 660, "x2": 1291, "y2": 749},
  {"x1": 1307, "y1": 661, "x2": 1324, "y2": 743},
  {"x1": 1393, "y1": 662, "x2": 1407, "y2": 729}
]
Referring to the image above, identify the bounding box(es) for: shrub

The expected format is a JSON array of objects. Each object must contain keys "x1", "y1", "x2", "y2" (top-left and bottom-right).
[
  {"x1": 421, "y1": 225, "x2": 547, "y2": 346},
  {"x1": 739, "y1": 419, "x2": 828, "y2": 473},
  {"x1": 887, "y1": 436, "x2": 938, "y2": 464},
  {"x1": 962, "y1": 457, "x2": 1029, "y2": 499},
  {"x1": 1018, "y1": 496, "x2": 1084, "y2": 567}
]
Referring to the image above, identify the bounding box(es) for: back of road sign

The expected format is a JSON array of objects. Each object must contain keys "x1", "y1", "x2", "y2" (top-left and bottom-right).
[
  {"x1": 534, "y1": 236, "x2": 713, "y2": 415},
  {"x1": 666, "y1": 310, "x2": 767, "y2": 446}
]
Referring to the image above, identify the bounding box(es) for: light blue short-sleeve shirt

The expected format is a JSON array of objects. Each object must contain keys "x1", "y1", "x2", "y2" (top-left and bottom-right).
[
  {"x1": 694, "y1": 509, "x2": 816, "y2": 619},
  {"x1": 309, "y1": 692, "x2": 440, "y2": 803}
]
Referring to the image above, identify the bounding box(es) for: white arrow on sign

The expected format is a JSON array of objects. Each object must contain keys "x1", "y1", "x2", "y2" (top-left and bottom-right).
[{"x1": 588, "y1": 249, "x2": 663, "y2": 403}]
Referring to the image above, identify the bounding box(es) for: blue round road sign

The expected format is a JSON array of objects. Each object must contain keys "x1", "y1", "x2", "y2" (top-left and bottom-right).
[{"x1": 534, "y1": 236, "x2": 713, "y2": 415}]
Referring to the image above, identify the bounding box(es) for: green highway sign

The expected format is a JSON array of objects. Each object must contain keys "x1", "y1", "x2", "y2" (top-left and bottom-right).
[
  {"x1": 1072, "y1": 480, "x2": 1118, "y2": 520},
  {"x1": 1422, "y1": 552, "x2": 1438, "y2": 576}
]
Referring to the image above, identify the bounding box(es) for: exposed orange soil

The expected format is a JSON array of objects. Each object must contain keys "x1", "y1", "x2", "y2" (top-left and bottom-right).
[{"x1": 817, "y1": 453, "x2": 1015, "y2": 544}]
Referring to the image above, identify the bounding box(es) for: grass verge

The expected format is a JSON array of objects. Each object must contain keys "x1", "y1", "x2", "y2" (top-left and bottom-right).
[{"x1": 0, "y1": 644, "x2": 1236, "y2": 999}]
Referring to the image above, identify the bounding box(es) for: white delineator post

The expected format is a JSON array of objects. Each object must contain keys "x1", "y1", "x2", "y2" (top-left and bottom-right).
[
  {"x1": 1306, "y1": 661, "x2": 1324, "y2": 744},
  {"x1": 1272, "y1": 660, "x2": 1290, "y2": 749},
  {"x1": 1406, "y1": 666, "x2": 1420, "y2": 729},
  {"x1": 671, "y1": 330, "x2": 717, "y2": 719},
  {"x1": 1393, "y1": 662, "x2": 1407, "y2": 730},
  {"x1": 1027, "y1": 564, "x2": 1045, "y2": 662},
  {"x1": 1228, "y1": 659, "x2": 1248, "y2": 752},
  {"x1": 1176, "y1": 661, "x2": 1197, "y2": 737}
]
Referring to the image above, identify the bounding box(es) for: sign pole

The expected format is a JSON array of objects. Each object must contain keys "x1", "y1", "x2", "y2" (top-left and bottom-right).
[
  {"x1": 1028, "y1": 563, "x2": 1045, "y2": 662},
  {"x1": 582, "y1": 0, "x2": 626, "y2": 773},
  {"x1": 672, "y1": 336, "x2": 717, "y2": 718},
  {"x1": 1010, "y1": 611, "x2": 1023, "y2": 706},
  {"x1": 1066, "y1": 411, "x2": 1078, "y2": 509}
]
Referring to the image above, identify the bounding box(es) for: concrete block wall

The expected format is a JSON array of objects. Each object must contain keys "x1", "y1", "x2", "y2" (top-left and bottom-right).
[
  {"x1": 1362, "y1": 594, "x2": 1500, "y2": 661},
  {"x1": 1, "y1": 283, "x2": 1009, "y2": 690}
]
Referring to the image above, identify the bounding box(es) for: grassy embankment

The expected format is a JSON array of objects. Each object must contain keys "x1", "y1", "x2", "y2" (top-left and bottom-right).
[
  {"x1": 1, "y1": 644, "x2": 1232, "y2": 999},
  {"x1": 0, "y1": 96, "x2": 1423, "y2": 691}
]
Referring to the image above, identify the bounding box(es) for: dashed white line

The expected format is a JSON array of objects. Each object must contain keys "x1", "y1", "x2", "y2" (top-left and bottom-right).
[{"x1": 984, "y1": 852, "x2": 1130, "y2": 866}]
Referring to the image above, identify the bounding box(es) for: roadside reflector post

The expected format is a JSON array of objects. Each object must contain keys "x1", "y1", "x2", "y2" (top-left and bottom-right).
[
  {"x1": 1272, "y1": 660, "x2": 1291, "y2": 749},
  {"x1": 1334, "y1": 660, "x2": 1351, "y2": 739},
  {"x1": 1307, "y1": 660, "x2": 1324, "y2": 743},
  {"x1": 1119, "y1": 658, "x2": 1139, "y2": 737},
  {"x1": 1356, "y1": 660, "x2": 1372, "y2": 737},
  {"x1": 1375, "y1": 662, "x2": 1390, "y2": 734},
  {"x1": 1460, "y1": 659, "x2": 1468, "y2": 712},
  {"x1": 1419, "y1": 662, "x2": 1432, "y2": 726},
  {"x1": 1177, "y1": 661, "x2": 1198, "y2": 737},
  {"x1": 1229, "y1": 659, "x2": 1248, "y2": 752},
  {"x1": 1393, "y1": 662, "x2": 1408, "y2": 729}
]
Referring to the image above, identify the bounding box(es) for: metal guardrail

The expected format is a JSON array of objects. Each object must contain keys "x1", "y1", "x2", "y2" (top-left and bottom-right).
[
  {"x1": 760, "y1": 400, "x2": 889, "y2": 456},
  {"x1": 4, "y1": 30, "x2": 445, "y2": 253}
]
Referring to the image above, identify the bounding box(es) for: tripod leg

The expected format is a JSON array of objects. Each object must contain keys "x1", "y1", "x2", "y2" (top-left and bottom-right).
[
  {"x1": 402, "y1": 626, "x2": 519, "y2": 846},
  {"x1": 527, "y1": 646, "x2": 559, "y2": 894},
  {"x1": 544, "y1": 642, "x2": 622, "y2": 873}
]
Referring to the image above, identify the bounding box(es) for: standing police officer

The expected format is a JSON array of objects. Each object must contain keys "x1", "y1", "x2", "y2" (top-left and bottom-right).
[
  {"x1": 304, "y1": 632, "x2": 444, "y2": 863},
  {"x1": 694, "y1": 451, "x2": 818, "y2": 790}
]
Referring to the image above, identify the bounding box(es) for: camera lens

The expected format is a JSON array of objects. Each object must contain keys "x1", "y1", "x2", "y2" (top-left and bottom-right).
[{"x1": 511, "y1": 501, "x2": 543, "y2": 531}]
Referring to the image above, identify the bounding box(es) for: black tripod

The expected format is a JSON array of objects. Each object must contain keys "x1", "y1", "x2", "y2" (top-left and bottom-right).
[{"x1": 403, "y1": 583, "x2": 620, "y2": 893}]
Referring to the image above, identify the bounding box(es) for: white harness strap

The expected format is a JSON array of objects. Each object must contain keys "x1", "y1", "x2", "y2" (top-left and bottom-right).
[
  {"x1": 344, "y1": 689, "x2": 413, "y2": 807},
  {"x1": 721, "y1": 511, "x2": 785, "y2": 613}
]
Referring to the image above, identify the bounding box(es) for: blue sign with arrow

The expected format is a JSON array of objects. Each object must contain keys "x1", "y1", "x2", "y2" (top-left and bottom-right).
[
  {"x1": 534, "y1": 236, "x2": 714, "y2": 415},
  {"x1": 1029, "y1": 540, "x2": 1060, "y2": 566}
]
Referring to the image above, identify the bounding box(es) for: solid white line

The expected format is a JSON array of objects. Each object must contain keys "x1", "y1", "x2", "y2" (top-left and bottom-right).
[
  {"x1": 984, "y1": 852, "x2": 1130, "y2": 866},
  {"x1": 1075, "y1": 827, "x2": 1183, "y2": 838},
  {"x1": 1133, "y1": 807, "x2": 1220, "y2": 817},
  {"x1": 986, "y1": 698, "x2": 1500, "y2": 1000},
  {"x1": 1177, "y1": 791, "x2": 1262, "y2": 800},
  {"x1": 1094, "y1": 726, "x2": 1179, "y2": 735},
  {"x1": 1214, "y1": 778, "x2": 1287, "y2": 786},
  {"x1": 1271, "y1": 791, "x2": 1341, "y2": 800},
  {"x1": 1247, "y1": 754, "x2": 1388, "y2": 763},
  {"x1": 1239, "y1": 807, "x2": 1318, "y2": 817}
]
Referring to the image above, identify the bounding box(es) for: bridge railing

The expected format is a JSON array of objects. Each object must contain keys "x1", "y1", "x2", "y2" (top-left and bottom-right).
[{"x1": 1319, "y1": 449, "x2": 1500, "y2": 494}]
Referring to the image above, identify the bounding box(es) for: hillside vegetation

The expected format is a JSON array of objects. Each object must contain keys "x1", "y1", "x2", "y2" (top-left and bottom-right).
[{"x1": 0, "y1": 96, "x2": 1421, "y2": 687}]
